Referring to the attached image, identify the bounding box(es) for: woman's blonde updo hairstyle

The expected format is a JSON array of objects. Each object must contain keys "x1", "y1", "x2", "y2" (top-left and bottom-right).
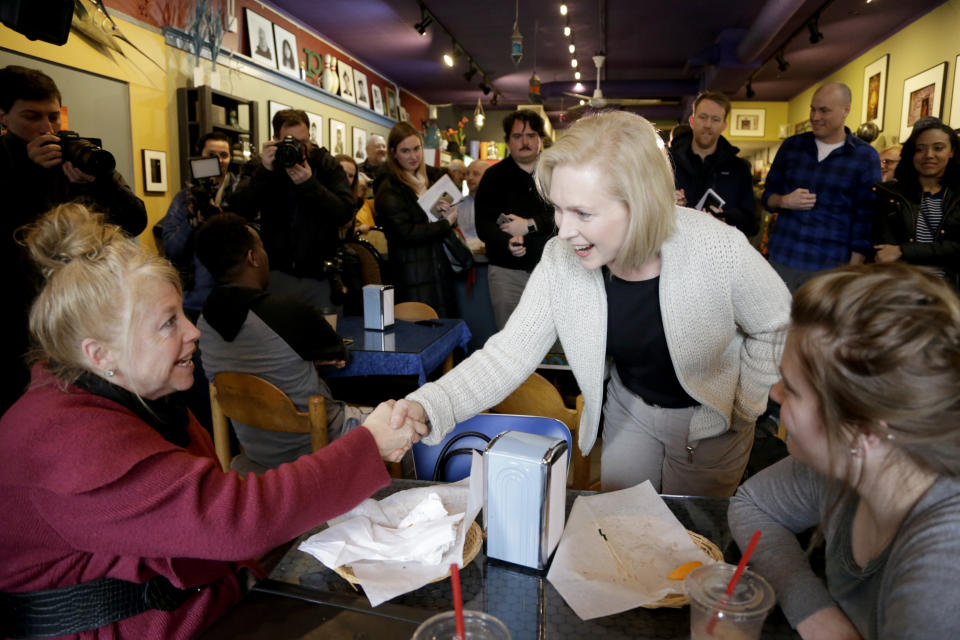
[
  {"x1": 535, "y1": 110, "x2": 676, "y2": 273},
  {"x1": 791, "y1": 262, "x2": 960, "y2": 477},
  {"x1": 22, "y1": 203, "x2": 180, "y2": 385}
]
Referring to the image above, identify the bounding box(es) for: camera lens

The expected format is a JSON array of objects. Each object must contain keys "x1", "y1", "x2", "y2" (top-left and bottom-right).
[
  {"x1": 57, "y1": 131, "x2": 116, "y2": 177},
  {"x1": 274, "y1": 136, "x2": 304, "y2": 169}
]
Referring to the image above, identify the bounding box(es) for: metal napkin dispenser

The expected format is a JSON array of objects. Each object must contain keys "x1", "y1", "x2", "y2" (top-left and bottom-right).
[
  {"x1": 484, "y1": 431, "x2": 568, "y2": 570},
  {"x1": 362, "y1": 284, "x2": 394, "y2": 330}
]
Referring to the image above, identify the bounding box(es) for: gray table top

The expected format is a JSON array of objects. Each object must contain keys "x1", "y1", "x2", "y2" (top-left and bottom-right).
[{"x1": 262, "y1": 480, "x2": 799, "y2": 639}]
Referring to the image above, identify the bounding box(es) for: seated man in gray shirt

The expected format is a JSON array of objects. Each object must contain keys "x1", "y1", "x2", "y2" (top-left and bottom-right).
[
  {"x1": 195, "y1": 214, "x2": 370, "y2": 470},
  {"x1": 728, "y1": 263, "x2": 960, "y2": 639}
]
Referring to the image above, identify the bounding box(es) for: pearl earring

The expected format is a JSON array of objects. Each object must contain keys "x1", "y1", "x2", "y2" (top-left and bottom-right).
[
  {"x1": 849, "y1": 447, "x2": 862, "y2": 457},
  {"x1": 106, "y1": 369, "x2": 116, "y2": 377}
]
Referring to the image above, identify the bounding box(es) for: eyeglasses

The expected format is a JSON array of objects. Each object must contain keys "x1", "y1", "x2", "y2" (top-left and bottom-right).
[{"x1": 880, "y1": 158, "x2": 900, "y2": 166}]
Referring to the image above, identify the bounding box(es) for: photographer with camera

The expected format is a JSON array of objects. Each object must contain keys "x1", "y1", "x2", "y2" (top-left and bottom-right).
[
  {"x1": 232, "y1": 109, "x2": 355, "y2": 310},
  {"x1": 0, "y1": 65, "x2": 146, "y2": 414},
  {"x1": 160, "y1": 131, "x2": 238, "y2": 318}
]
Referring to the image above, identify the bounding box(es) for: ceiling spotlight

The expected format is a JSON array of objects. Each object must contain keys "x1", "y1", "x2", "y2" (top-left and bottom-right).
[
  {"x1": 807, "y1": 13, "x2": 823, "y2": 44},
  {"x1": 464, "y1": 65, "x2": 477, "y2": 82},
  {"x1": 775, "y1": 51, "x2": 789, "y2": 72},
  {"x1": 574, "y1": 70, "x2": 581, "y2": 80},
  {"x1": 571, "y1": 58, "x2": 578, "y2": 68},
  {"x1": 574, "y1": 82, "x2": 584, "y2": 92},
  {"x1": 579, "y1": 99, "x2": 585, "y2": 106},
  {"x1": 414, "y1": 13, "x2": 432, "y2": 36},
  {"x1": 563, "y1": 23, "x2": 571, "y2": 37},
  {"x1": 443, "y1": 53, "x2": 454, "y2": 67},
  {"x1": 745, "y1": 81, "x2": 756, "y2": 99},
  {"x1": 568, "y1": 42, "x2": 575, "y2": 54},
  {"x1": 479, "y1": 81, "x2": 491, "y2": 95},
  {"x1": 560, "y1": 3, "x2": 568, "y2": 16}
]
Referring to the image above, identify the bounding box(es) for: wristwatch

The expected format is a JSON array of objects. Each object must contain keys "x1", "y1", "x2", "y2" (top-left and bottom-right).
[{"x1": 526, "y1": 219, "x2": 537, "y2": 234}]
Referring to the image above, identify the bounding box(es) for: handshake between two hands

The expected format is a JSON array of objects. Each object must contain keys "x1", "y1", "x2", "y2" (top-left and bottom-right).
[{"x1": 361, "y1": 399, "x2": 430, "y2": 462}]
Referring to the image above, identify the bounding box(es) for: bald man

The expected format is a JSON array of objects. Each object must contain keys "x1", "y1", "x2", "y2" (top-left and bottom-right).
[{"x1": 762, "y1": 82, "x2": 880, "y2": 291}]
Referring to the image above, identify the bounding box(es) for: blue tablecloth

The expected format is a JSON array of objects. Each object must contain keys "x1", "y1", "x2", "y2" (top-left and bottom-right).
[{"x1": 327, "y1": 317, "x2": 471, "y2": 385}]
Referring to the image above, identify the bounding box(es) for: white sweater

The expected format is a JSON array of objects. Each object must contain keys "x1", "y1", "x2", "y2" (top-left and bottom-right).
[{"x1": 409, "y1": 207, "x2": 791, "y2": 454}]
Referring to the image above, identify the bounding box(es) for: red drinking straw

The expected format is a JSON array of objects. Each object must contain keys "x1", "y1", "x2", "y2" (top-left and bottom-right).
[
  {"x1": 706, "y1": 529, "x2": 762, "y2": 636},
  {"x1": 450, "y1": 563, "x2": 465, "y2": 640}
]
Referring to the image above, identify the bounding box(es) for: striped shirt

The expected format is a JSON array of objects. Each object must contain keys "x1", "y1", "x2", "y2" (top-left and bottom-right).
[{"x1": 916, "y1": 191, "x2": 944, "y2": 243}]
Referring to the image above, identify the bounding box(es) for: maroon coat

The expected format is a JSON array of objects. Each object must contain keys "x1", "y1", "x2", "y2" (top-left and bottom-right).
[{"x1": 0, "y1": 367, "x2": 390, "y2": 639}]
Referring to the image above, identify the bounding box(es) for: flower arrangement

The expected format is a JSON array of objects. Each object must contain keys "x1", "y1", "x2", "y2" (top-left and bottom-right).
[{"x1": 445, "y1": 116, "x2": 470, "y2": 148}]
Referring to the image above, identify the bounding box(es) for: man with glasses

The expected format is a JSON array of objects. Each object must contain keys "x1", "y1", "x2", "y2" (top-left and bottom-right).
[{"x1": 670, "y1": 91, "x2": 757, "y2": 236}]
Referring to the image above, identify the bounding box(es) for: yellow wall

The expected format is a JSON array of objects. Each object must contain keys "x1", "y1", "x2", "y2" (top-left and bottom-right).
[
  {"x1": 0, "y1": 20, "x2": 171, "y2": 250},
  {"x1": 787, "y1": 0, "x2": 960, "y2": 148}
]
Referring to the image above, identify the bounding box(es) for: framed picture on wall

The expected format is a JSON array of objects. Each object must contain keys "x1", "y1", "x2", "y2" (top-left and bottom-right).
[
  {"x1": 268, "y1": 100, "x2": 291, "y2": 134},
  {"x1": 385, "y1": 86, "x2": 398, "y2": 120},
  {"x1": 371, "y1": 85, "x2": 385, "y2": 115},
  {"x1": 272, "y1": 23, "x2": 299, "y2": 78},
  {"x1": 951, "y1": 55, "x2": 960, "y2": 128},
  {"x1": 730, "y1": 108, "x2": 765, "y2": 137},
  {"x1": 354, "y1": 71, "x2": 370, "y2": 109},
  {"x1": 245, "y1": 9, "x2": 276, "y2": 68},
  {"x1": 142, "y1": 149, "x2": 167, "y2": 193},
  {"x1": 306, "y1": 111, "x2": 323, "y2": 147},
  {"x1": 861, "y1": 54, "x2": 888, "y2": 131},
  {"x1": 330, "y1": 119, "x2": 346, "y2": 156},
  {"x1": 337, "y1": 60, "x2": 356, "y2": 103},
  {"x1": 899, "y1": 62, "x2": 947, "y2": 142},
  {"x1": 353, "y1": 127, "x2": 367, "y2": 162}
]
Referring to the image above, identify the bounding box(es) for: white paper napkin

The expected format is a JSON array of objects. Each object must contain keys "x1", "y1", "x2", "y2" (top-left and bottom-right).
[
  {"x1": 546, "y1": 481, "x2": 718, "y2": 620},
  {"x1": 297, "y1": 452, "x2": 484, "y2": 606}
]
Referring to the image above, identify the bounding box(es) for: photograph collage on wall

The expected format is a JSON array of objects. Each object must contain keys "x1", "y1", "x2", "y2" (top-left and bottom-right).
[{"x1": 330, "y1": 119, "x2": 347, "y2": 155}]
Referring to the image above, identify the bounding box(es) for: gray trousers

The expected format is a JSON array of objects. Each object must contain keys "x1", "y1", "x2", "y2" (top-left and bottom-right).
[
  {"x1": 488, "y1": 265, "x2": 531, "y2": 330},
  {"x1": 601, "y1": 369, "x2": 754, "y2": 497},
  {"x1": 768, "y1": 258, "x2": 826, "y2": 294}
]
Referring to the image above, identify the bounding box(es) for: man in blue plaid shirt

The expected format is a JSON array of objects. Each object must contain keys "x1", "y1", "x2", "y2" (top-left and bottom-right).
[{"x1": 762, "y1": 82, "x2": 880, "y2": 291}]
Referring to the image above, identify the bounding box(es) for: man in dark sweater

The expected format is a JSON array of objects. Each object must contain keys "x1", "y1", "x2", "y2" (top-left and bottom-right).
[
  {"x1": 669, "y1": 91, "x2": 757, "y2": 237},
  {"x1": 196, "y1": 214, "x2": 369, "y2": 471},
  {"x1": 0, "y1": 65, "x2": 146, "y2": 414},
  {"x1": 474, "y1": 110, "x2": 554, "y2": 328},
  {"x1": 231, "y1": 109, "x2": 355, "y2": 311}
]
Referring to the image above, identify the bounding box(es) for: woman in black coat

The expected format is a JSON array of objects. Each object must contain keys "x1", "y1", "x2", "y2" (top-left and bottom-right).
[
  {"x1": 375, "y1": 122, "x2": 458, "y2": 316},
  {"x1": 874, "y1": 116, "x2": 960, "y2": 288}
]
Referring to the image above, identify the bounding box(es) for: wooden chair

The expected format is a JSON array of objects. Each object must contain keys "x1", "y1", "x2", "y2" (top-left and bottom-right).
[
  {"x1": 490, "y1": 372, "x2": 591, "y2": 490},
  {"x1": 342, "y1": 238, "x2": 384, "y2": 286},
  {"x1": 394, "y1": 302, "x2": 453, "y2": 373},
  {"x1": 361, "y1": 226, "x2": 388, "y2": 258},
  {"x1": 209, "y1": 372, "x2": 328, "y2": 472}
]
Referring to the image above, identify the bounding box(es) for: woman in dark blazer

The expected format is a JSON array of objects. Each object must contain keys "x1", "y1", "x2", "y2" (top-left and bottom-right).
[
  {"x1": 874, "y1": 116, "x2": 960, "y2": 287},
  {"x1": 374, "y1": 122, "x2": 458, "y2": 316}
]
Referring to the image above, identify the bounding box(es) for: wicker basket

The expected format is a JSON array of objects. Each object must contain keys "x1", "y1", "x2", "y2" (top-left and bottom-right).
[
  {"x1": 333, "y1": 520, "x2": 483, "y2": 586},
  {"x1": 639, "y1": 530, "x2": 724, "y2": 609}
]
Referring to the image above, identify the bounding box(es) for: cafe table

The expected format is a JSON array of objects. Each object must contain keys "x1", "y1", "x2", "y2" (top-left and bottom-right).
[
  {"x1": 327, "y1": 317, "x2": 471, "y2": 385},
  {"x1": 200, "y1": 480, "x2": 799, "y2": 639}
]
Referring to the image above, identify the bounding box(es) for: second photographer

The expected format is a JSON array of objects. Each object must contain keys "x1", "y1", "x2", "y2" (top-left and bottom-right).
[
  {"x1": 160, "y1": 131, "x2": 238, "y2": 318},
  {"x1": 232, "y1": 109, "x2": 355, "y2": 310}
]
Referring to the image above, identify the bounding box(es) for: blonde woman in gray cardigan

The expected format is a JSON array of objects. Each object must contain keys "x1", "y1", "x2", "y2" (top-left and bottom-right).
[{"x1": 391, "y1": 111, "x2": 791, "y2": 496}]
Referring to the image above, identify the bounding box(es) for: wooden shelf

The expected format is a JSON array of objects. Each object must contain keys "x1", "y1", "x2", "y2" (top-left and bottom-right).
[{"x1": 177, "y1": 86, "x2": 259, "y2": 186}]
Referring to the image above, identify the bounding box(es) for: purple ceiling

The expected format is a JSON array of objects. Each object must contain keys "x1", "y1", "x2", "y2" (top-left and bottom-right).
[{"x1": 267, "y1": 0, "x2": 945, "y2": 124}]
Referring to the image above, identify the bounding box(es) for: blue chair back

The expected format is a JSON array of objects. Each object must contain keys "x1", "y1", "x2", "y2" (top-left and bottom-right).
[{"x1": 412, "y1": 413, "x2": 572, "y2": 482}]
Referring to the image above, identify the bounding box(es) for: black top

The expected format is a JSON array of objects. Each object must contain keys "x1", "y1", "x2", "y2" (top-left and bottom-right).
[
  {"x1": 605, "y1": 272, "x2": 697, "y2": 408},
  {"x1": 474, "y1": 156, "x2": 555, "y2": 271}
]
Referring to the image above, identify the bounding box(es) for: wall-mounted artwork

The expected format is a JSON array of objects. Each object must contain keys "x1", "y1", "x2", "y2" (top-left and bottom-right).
[
  {"x1": 272, "y1": 23, "x2": 299, "y2": 79},
  {"x1": 268, "y1": 100, "x2": 291, "y2": 136},
  {"x1": 371, "y1": 85, "x2": 385, "y2": 115},
  {"x1": 861, "y1": 54, "x2": 888, "y2": 131},
  {"x1": 142, "y1": 149, "x2": 167, "y2": 193},
  {"x1": 337, "y1": 60, "x2": 356, "y2": 103},
  {"x1": 950, "y1": 55, "x2": 960, "y2": 128},
  {"x1": 354, "y1": 70, "x2": 370, "y2": 109},
  {"x1": 306, "y1": 111, "x2": 323, "y2": 147},
  {"x1": 730, "y1": 108, "x2": 765, "y2": 137},
  {"x1": 900, "y1": 62, "x2": 947, "y2": 142},
  {"x1": 245, "y1": 9, "x2": 276, "y2": 68},
  {"x1": 353, "y1": 127, "x2": 367, "y2": 162},
  {"x1": 330, "y1": 119, "x2": 347, "y2": 155},
  {"x1": 385, "y1": 86, "x2": 398, "y2": 120}
]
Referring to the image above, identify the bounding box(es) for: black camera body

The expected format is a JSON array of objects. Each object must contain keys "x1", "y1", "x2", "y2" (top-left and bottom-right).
[
  {"x1": 274, "y1": 136, "x2": 306, "y2": 169},
  {"x1": 55, "y1": 130, "x2": 115, "y2": 177}
]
